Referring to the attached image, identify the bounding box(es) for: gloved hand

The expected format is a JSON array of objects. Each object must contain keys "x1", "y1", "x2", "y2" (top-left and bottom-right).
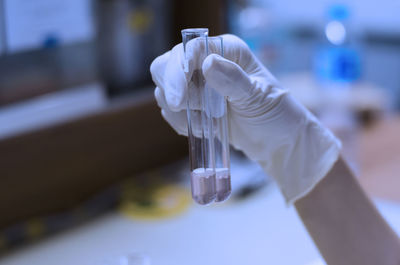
[{"x1": 150, "y1": 34, "x2": 341, "y2": 204}]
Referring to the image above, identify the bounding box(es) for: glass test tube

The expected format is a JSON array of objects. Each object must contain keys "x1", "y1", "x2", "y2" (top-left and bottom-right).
[
  {"x1": 181, "y1": 28, "x2": 231, "y2": 205},
  {"x1": 206, "y1": 36, "x2": 231, "y2": 202},
  {"x1": 182, "y1": 28, "x2": 215, "y2": 205}
]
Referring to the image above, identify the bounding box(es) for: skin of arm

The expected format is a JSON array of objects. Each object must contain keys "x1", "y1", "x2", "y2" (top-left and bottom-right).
[{"x1": 295, "y1": 156, "x2": 400, "y2": 265}]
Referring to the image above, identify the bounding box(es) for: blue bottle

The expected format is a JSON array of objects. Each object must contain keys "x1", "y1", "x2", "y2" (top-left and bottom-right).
[{"x1": 314, "y1": 5, "x2": 361, "y2": 84}]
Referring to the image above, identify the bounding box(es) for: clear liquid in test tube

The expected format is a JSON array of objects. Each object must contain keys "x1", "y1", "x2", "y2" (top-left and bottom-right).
[{"x1": 181, "y1": 28, "x2": 231, "y2": 205}]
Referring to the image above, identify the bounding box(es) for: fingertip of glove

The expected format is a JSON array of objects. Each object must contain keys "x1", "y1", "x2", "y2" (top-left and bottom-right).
[
  {"x1": 202, "y1": 54, "x2": 225, "y2": 75},
  {"x1": 202, "y1": 53, "x2": 251, "y2": 102},
  {"x1": 203, "y1": 53, "x2": 245, "y2": 81}
]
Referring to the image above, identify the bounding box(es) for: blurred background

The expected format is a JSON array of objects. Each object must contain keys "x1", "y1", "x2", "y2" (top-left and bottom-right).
[{"x1": 1, "y1": 0, "x2": 400, "y2": 264}]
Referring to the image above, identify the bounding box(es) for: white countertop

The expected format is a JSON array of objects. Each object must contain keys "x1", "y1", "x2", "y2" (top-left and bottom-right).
[{"x1": 1, "y1": 184, "x2": 400, "y2": 265}]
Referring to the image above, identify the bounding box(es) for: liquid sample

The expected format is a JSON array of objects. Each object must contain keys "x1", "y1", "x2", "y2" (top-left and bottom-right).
[
  {"x1": 191, "y1": 168, "x2": 216, "y2": 205},
  {"x1": 215, "y1": 168, "x2": 231, "y2": 202}
]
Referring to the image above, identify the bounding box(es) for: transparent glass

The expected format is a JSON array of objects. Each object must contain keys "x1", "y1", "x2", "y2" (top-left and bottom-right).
[
  {"x1": 207, "y1": 37, "x2": 231, "y2": 202},
  {"x1": 181, "y1": 28, "x2": 231, "y2": 205}
]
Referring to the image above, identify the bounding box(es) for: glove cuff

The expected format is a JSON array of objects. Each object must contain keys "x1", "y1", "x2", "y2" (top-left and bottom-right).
[
  {"x1": 256, "y1": 98, "x2": 342, "y2": 204},
  {"x1": 285, "y1": 136, "x2": 341, "y2": 204}
]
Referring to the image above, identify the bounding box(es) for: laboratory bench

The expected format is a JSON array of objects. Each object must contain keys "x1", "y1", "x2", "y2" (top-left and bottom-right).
[{"x1": 0, "y1": 180, "x2": 400, "y2": 265}]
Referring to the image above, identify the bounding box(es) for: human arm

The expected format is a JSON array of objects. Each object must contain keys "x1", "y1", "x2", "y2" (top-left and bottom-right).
[{"x1": 296, "y1": 156, "x2": 400, "y2": 265}]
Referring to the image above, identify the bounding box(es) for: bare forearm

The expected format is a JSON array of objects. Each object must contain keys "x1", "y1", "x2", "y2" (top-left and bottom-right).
[{"x1": 295, "y1": 157, "x2": 400, "y2": 265}]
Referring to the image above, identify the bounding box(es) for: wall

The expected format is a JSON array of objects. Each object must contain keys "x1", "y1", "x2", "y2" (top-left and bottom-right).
[{"x1": 268, "y1": 0, "x2": 400, "y2": 34}]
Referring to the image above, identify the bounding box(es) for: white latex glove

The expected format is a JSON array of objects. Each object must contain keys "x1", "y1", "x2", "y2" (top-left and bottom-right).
[{"x1": 150, "y1": 34, "x2": 341, "y2": 204}]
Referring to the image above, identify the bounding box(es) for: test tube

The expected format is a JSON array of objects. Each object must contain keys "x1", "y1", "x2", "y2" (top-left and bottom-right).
[
  {"x1": 207, "y1": 37, "x2": 231, "y2": 202},
  {"x1": 181, "y1": 28, "x2": 231, "y2": 205},
  {"x1": 182, "y1": 28, "x2": 216, "y2": 205}
]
